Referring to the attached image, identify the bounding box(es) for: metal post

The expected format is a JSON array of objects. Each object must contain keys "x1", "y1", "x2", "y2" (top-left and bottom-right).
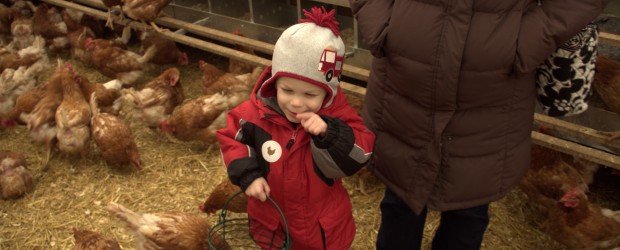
[
  {"x1": 249, "y1": 0, "x2": 254, "y2": 23},
  {"x1": 296, "y1": 0, "x2": 301, "y2": 20}
]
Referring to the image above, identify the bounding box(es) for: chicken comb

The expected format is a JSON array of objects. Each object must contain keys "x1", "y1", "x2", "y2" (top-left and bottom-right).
[
  {"x1": 565, "y1": 186, "x2": 579, "y2": 196},
  {"x1": 84, "y1": 37, "x2": 93, "y2": 48},
  {"x1": 560, "y1": 186, "x2": 581, "y2": 208},
  {"x1": 161, "y1": 119, "x2": 171, "y2": 133},
  {"x1": 180, "y1": 52, "x2": 189, "y2": 65},
  {"x1": 1, "y1": 118, "x2": 16, "y2": 128},
  {"x1": 198, "y1": 60, "x2": 205, "y2": 68},
  {"x1": 299, "y1": 6, "x2": 340, "y2": 37}
]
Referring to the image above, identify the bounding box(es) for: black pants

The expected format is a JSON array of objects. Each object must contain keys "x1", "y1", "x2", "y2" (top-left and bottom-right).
[{"x1": 376, "y1": 188, "x2": 489, "y2": 250}]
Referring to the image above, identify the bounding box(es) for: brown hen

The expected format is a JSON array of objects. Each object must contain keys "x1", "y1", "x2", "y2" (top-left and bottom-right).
[
  {"x1": 198, "y1": 60, "x2": 224, "y2": 92},
  {"x1": 7, "y1": 16, "x2": 34, "y2": 51},
  {"x1": 63, "y1": 10, "x2": 97, "y2": 65},
  {"x1": 2, "y1": 77, "x2": 48, "y2": 127},
  {"x1": 200, "y1": 178, "x2": 247, "y2": 215},
  {"x1": 160, "y1": 93, "x2": 229, "y2": 149},
  {"x1": 228, "y1": 29, "x2": 255, "y2": 75},
  {"x1": 32, "y1": 3, "x2": 68, "y2": 52},
  {"x1": 0, "y1": 44, "x2": 42, "y2": 73},
  {"x1": 199, "y1": 60, "x2": 254, "y2": 96},
  {"x1": 55, "y1": 63, "x2": 91, "y2": 157},
  {"x1": 72, "y1": 227, "x2": 121, "y2": 250},
  {"x1": 518, "y1": 145, "x2": 593, "y2": 212},
  {"x1": 0, "y1": 150, "x2": 34, "y2": 199},
  {"x1": 90, "y1": 93, "x2": 141, "y2": 170},
  {"x1": 0, "y1": 48, "x2": 49, "y2": 120},
  {"x1": 122, "y1": 0, "x2": 171, "y2": 32},
  {"x1": 106, "y1": 201, "x2": 230, "y2": 250},
  {"x1": 164, "y1": 65, "x2": 256, "y2": 150},
  {"x1": 139, "y1": 31, "x2": 188, "y2": 65},
  {"x1": 85, "y1": 37, "x2": 156, "y2": 86},
  {"x1": 123, "y1": 67, "x2": 185, "y2": 129},
  {"x1": 543, "y1": 191, "x2": 620, "y2": 249}
]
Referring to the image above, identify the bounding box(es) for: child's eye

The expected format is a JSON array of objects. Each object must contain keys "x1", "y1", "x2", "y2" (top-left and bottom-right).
[
  {"x1": 305, "y1": 93, "x2": 318, "y2": 97},
  {"x1": 281, "y1": 88, "x2": 293, "y2": 93}
]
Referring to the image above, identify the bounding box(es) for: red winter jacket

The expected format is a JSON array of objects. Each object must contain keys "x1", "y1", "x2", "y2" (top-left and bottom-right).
[{"x1": 217, "y1": 67, "x2": 375, "y2": 249}]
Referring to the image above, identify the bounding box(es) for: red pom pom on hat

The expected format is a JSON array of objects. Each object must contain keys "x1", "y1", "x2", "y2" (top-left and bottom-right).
[{"x1": 299, "y1": 6, "x2": 340, "y2": 37}]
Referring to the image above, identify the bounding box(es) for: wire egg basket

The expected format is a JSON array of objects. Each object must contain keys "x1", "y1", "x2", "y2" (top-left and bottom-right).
[{"x1": 207, "y1": 191, "x2": 291, "y2": 250}]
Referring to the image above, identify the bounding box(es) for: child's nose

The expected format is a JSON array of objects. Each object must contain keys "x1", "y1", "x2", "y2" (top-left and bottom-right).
[{"x1": 291, "y1": 97, "x2": 303, "y2": 107}]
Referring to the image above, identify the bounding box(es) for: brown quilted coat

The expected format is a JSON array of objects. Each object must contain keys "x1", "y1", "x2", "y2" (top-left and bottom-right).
[{"x1": 350, "y1": 0, "x2": 609, "y2": 213}]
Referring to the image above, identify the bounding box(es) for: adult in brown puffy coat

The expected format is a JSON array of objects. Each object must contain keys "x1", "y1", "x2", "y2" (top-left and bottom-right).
[{"x1": 349, "y1": 0, "x2": 610, "y2": 249}]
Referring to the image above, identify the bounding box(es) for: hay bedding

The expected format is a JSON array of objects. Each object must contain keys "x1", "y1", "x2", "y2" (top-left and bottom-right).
[{"x1": 0, "y1": 43, "x2": 615, "y2": 250}]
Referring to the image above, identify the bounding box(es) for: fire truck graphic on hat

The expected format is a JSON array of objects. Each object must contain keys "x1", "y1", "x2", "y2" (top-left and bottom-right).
[{"x1": 318, "y1": 48, "x2": 343, "y2": 82}]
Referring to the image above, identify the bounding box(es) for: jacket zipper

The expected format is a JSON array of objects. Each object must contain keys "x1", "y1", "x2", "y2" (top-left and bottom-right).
[{"x1": 286, "y1": 129, "x2": 298, "y2": 150}]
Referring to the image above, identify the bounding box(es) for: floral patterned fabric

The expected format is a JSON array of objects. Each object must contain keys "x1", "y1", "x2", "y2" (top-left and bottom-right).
[{"x1": 536, "y1": 22, "x2": 599, "y2": 117}]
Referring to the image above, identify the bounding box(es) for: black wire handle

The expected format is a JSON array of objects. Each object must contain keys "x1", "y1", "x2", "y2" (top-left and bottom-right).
[{"x1": 219, "y1": 191, "x2": 292, "y2": 250}]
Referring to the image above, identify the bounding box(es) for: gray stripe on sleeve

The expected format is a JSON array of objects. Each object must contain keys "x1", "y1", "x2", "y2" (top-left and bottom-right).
[
  {"x1": 349, "y1": 144, "x2": 372, "y2": 164},
  {"x1": 311, "y1": 141, "x2": 346, "y2": 178},
  {"x1": 234, "y1": 119, "x2": 246, "y2": 142}
]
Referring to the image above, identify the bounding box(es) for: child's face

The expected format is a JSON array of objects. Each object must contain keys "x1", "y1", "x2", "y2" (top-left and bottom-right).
[{"x1": 275, "y1": 76, "x2": 327, "y2": 123}]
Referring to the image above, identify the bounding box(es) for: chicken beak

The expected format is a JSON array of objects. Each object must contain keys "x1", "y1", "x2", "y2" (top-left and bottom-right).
[{"x1": 180, "y1": 53, "x2": 188, "y2": 65}]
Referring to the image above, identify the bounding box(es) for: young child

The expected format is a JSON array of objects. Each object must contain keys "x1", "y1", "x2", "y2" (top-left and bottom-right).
[{"x1": 216, "y1": 6, "x2": 375, "y2": 250}]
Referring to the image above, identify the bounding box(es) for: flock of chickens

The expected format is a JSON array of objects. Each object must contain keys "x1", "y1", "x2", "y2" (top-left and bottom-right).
[{"x1": 0, "y1": 0, "x2": 267, "y2": 248}]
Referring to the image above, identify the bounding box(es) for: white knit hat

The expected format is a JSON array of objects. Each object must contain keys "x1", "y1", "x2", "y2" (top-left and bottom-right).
[{"x1": 259, "y1": 6, "x2": 345, "y2": 108}]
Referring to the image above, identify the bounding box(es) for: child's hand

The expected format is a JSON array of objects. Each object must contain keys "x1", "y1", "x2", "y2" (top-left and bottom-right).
[
  {"x1": 245, "y1": 177, "x2": 270, "y2": 202},
  {"x1": 296, "y1": 112, "x2": 327, "y2": 137}
]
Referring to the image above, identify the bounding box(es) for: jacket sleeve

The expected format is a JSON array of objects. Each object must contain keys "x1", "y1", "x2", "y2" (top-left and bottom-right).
[
  {"x1": 514, "y1": 0, "x2": 610, "y2": 75},
  {"x1": 311, "y1": 104, "x2": 375, "y2": 178},
  {"x1": 216, "y1": 106, "x2": 263, "y2": 191},
  {"x1": 349, "y1": 0, "x2": 394, "y2": 58}
]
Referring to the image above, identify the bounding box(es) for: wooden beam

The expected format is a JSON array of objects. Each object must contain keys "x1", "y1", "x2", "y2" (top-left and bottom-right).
[
  {"x1": 601, "y1": 32, "x2": 620, "y2": 47},
  {"x1": 532, "y1": 131, "x2": 620, "y2": 170},
  {"x1": 52, "y1": 0, "x2": 370, "y2": 82},
  {"x1": 43, "y1": 0, "x2": 272, "y2": 67},
  {"x1": 533, "y1": 113, "x2": 620, "y2": 151}
]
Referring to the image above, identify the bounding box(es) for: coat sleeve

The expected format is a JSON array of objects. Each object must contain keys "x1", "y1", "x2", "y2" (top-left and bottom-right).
[
  {"x1": 311, "y1": 104, "x2": 375, "y2": 179},
  {"x1": 349, "y1": 0, "x2": 395, "y2": 58},
  {"x1": 216, "y1": 106, "x2": 263, "y2": 191},
  {"x1": 514, "y1": 0, "x2": 610, "y2": 75}
]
